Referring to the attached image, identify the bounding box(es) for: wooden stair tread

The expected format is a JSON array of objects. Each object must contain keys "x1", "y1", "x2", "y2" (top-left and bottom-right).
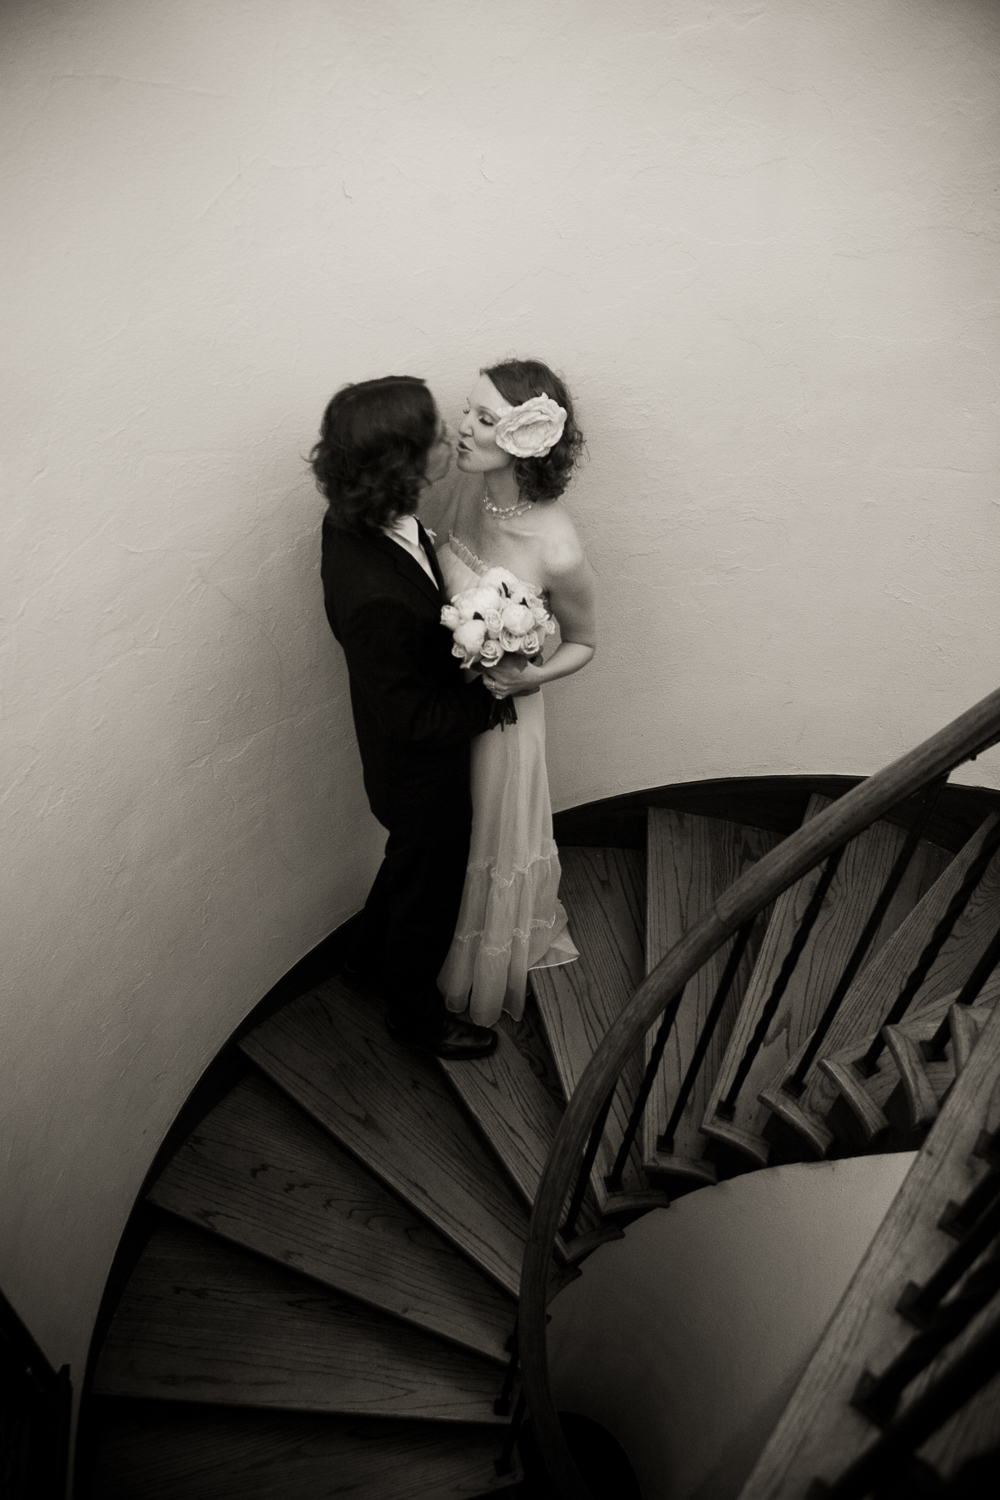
[
  {"x1": 643, "y1": 809, "x2": 780, "y2": 1179},
  {"x1": 881, "y1": 1025, "x2": 944, "y2": 1127},
  {"x1": 148, "y1": 1071, "x2": 514, "y2": 1362},
  {"x1": 531, "y1": 846, "x2": 647, "y2": 1198},
  {"x1": 824, "y1": 973, "x2": 1000, "y2": 1139},
  {"x1": 738, "y1": 999, "x2": 1000, "y2": 1499},
  {"x1": 439, "y1": 1012, "x2": 564, "y2": 1212},
  {"x1": 812, "y1": 994, "x2": 979, "y2": 1147},
  {"x1": 950, "y1": 1001, "x2": 990, "y2": 1075},
  {"x1": 89, "y1": 1405, "x2": 519, "y2": 1499},
  {"x1": 93, "y1": 1222, "x2": 507, "y2": 1423},
  {"x1": 784, "y1": 817, "x2": 998, "y2": 1143},
  {"x1": 702, "y1": 797, "x2": 947, "y2": 1161},
  {"x1": 239, "y1": 981, "x2": 528, "y2": 1296}
]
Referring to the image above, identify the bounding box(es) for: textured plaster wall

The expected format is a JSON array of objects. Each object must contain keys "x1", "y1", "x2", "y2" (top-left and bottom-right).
[
  {"x1": 548, "y1": 1155, "x2": 916, "y2": 1500},
  {"x1": 1, "y1": 0, "x2": 998, "y2": 1402}
]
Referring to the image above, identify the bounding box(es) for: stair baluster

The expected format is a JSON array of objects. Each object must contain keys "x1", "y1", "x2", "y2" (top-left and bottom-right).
[
  {"x1": 495, "y1": 1391, "x2": 528, "y2": 1478},
  {"x1": 856, "y1": 821, "x2": 1000, "y2": 1076},
  {"x1": 658, "y1": 920, "x2": 755, "y2": 1153},
  {"x1": 606, "y1": 982, "x2": 687, "y2": 1192},
  {"x1": 925, "y1": 922, "x2": 1000, "y2": 1060},
  {"x1": 852, "y1": 1246, "x2": 1000, "y2": 1426},
  {"x1": 807, "y1": 1316, "x2": 1000, "y2": 1500},
  {"x1": 561, "y1": 1084, "x2": 617, "y2": 1241},
  {"x1": 784, "y1": 778, "x2": 948, "y2": 1098},
  {"x1": 715, "y1": 845, "x2": 846, "y2": 1122}
]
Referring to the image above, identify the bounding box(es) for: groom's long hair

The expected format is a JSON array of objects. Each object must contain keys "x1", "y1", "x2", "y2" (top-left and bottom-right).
[{"x1": 311, "y1": 376, "x2": 438, "y2": 536}]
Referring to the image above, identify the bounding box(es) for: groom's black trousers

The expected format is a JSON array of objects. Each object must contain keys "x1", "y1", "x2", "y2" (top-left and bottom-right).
[
  {"x1": 320, "y1": 511, "x2": 494, "y2": 1036},
  {"x1": 359, "y1": 778, "x2": 474, "y2": 1033}
]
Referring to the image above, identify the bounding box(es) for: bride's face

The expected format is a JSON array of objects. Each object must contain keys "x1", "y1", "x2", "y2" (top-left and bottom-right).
[{"x1": 456, "y1": 374, "x2": 514, "y2": 474}]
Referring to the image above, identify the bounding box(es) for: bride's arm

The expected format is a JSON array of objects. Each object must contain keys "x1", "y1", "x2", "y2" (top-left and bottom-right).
[{"x1": 486, "y1": 532, "x2": 596, "y2": 696}]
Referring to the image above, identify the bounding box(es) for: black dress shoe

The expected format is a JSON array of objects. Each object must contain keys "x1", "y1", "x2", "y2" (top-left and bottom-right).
[
  {"x1": 341, "y1": 958, "x2": 384, "y2": 1002},
  {"x1": 385, "y1": 1014, "x2": 498, "y2": 1061}
]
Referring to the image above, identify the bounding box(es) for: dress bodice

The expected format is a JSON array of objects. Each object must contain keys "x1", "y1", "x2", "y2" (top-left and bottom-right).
[{"x1": 438, "y1": 532, "x2": 545, "y2": 604}]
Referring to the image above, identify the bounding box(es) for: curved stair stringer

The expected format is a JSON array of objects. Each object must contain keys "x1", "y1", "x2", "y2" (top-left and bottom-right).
[
  {"x1": 699, "y1": 795, "x2": 952, "y2": 1166},
  {"x1": 762, "y1": 815, "x2": 1000, "y2": 1155},
  {"x1": 735, "y1": 994, "x2": 1000, "y2": 1500}
]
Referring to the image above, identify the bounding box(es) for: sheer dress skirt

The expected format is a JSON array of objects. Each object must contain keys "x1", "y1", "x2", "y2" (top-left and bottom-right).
[{"x1": 437, "y1": 535, "x2": 578, "y2": 1027}]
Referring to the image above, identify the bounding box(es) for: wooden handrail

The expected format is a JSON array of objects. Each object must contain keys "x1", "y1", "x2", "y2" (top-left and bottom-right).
[{"x1": 518, "y1": 684, "x2": 1000, "y2": 1500}]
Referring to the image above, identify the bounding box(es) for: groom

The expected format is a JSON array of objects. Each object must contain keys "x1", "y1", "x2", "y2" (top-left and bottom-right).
[{"x1": 315, "y1": 375, "x2": 499, "y2": 1061}]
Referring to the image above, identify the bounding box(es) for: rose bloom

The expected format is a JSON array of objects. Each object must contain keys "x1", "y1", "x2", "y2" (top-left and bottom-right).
[
  {"x1": 482, "y1": 607, "x2": 504, "y2": 633},
  {"x1": 456, "y1": 586, "x2": 503, "y2": 621},
  {"x1": 440, "y1": 605, "x2": 460, "y2": 630},
  {"x1": 499, "y1": 627, "x2": 526, "y2": 654},
  {"x1": 520, "y1": 629, "x2": 541, "y2": 657},
  {"x1": 479, "y1": 636, "x2": 503, "y2": 666},
  {"x1": 480, "y1": 566, "x2": 522, "y2": 595},
  {"x1": 494, "y1": 395, "x2": 567, "y2": 459},
  {"x1": 452, "y1": 619, "x2": 487, "y2": 660},
  {"x1": 500, "y1": 602, "x2": 535, "y2": 636},
  {"x1": 530, "y1": 599, "x2": 549, "y2": 627}
]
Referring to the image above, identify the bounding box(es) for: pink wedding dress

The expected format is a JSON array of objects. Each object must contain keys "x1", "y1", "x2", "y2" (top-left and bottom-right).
[{"x1": 437, "y1": 533, "x2": 579, "y2": 1026}]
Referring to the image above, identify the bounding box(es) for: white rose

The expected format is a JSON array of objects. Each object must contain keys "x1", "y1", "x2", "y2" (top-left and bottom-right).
[
  {"x1": 521, "y1": 629, "x2": 541, "y2": 657},
  {"x1": 453, "y1": 619, "x2": 487, "y2": 659},
  {"x1": 440, "y1": 605, "x2": 460, "y2": 629},
  {"x1": 544, "y1": 617, "x2": 557, "y2": 636},
  {"x1": 500, "y1": 627, "x2": 526, "y2": 654},
  {"x1": 494, "y1": 394, "x2": 567, "y2": 459},
  {"x1": 479, "y1": 636, "x2": 504, "y2": 666},
  {"x1": 480, "y1": 566, "x2": 522, "y2": 596},
  {"x1": 500, "y1": 602, "x2": 535, "y2": 636},
  {"x1": 530, "y1": 599, "x2": 549, "y2": 627},
  {"x1": 483, "y1": 607, "x2": 504, "y2": 633},
  {"x1": 456, "y1": 586, "x2": 502, "y2": 620}
]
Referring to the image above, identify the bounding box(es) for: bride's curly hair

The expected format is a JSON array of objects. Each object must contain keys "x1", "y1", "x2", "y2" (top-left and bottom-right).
[
  {"x1": 483, "y1": 358, "x2": 584, "y2": 505},
  {"x1": 310, "y1": 376, "x2": 438, "y2": 535}
]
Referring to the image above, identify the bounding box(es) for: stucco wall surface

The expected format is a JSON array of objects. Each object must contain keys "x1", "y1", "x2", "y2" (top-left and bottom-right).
[
  {"x1": 548, "y1": 1154, "x2": 916, "y2": 1500},
  {"x1": 1, "y1": 0, "x2": 998, "y2": 1396}
]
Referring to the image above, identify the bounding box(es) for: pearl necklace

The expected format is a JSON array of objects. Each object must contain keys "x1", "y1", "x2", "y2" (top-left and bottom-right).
[{"x1": 481, "y1": 482, "x2": 532, "y2": 519}]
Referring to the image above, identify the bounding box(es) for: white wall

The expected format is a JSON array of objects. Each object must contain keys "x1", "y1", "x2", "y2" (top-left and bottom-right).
[
  {"x1": 548, "y1": 1155, "x2": 916, "y2": 1500},
  {"x1": 1, "y1": 0, "x2": 998, "y2": 1394}
]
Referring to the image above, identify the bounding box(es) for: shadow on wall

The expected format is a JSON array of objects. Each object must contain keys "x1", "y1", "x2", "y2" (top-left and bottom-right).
[{"x1": 547, "y1": 1154, "x2": 917, "y2": 1500}]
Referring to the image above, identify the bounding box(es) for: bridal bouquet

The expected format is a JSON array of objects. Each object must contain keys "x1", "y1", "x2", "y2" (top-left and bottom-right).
[{"x1": 441, "y1": 566, "x2": 557, "y2": 729}]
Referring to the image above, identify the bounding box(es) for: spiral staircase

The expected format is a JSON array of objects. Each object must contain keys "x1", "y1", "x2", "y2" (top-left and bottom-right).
[{"x1": 78, "y1": 693, "x2": 1000, "y2": 1500}]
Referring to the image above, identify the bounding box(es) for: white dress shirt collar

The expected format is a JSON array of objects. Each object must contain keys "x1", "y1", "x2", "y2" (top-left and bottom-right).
[{"x1": 381, "y1": 511, "x2": 437, "y2": 585}]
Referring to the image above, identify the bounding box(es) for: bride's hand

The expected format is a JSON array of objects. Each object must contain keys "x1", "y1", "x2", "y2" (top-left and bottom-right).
[{"x1": 483, "y1": 659, "x2": 542, "y2": 699}]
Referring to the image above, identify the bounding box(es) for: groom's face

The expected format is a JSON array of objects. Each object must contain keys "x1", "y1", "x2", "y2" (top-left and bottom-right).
[
  {"x1": 456, "y1": 375, "x2": 514, "y2": 474},
  {"x1": 423, "y1": 416, "x2": 455, "y2": 484}
]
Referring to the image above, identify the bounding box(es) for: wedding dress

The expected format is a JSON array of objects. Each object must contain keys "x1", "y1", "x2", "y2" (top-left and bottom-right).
[{"x1": 436, "y1": 533, "x2": 579, "y2": 1026}]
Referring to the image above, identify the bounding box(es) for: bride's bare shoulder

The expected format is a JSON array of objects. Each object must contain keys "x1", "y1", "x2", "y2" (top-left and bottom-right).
[{"x1": 535, "y1": 499, "x2": 587, "y2": 578}]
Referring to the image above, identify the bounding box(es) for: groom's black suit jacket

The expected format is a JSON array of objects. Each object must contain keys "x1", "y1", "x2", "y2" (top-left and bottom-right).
[{"x1": 320, "y1": 509, "x2": 494, "y2": 836}]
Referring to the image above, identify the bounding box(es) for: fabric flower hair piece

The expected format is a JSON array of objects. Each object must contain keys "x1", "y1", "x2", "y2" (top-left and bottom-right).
[{"x1": 494, "y1": 393, "x2": 567, "y2": 459}]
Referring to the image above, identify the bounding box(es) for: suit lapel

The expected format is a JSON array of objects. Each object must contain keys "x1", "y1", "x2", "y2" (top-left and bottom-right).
[
  {"x1": 370, "y1": 530, "x2": 443, "y2": 609},
  {"x1": 417, "y1": 520, "x2": 449, "y2": 598}
]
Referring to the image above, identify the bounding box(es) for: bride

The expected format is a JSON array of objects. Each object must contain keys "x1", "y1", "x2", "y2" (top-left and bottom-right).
[{"x1": 429, "y1": 358, "x2": 596, "y2": 1027}]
